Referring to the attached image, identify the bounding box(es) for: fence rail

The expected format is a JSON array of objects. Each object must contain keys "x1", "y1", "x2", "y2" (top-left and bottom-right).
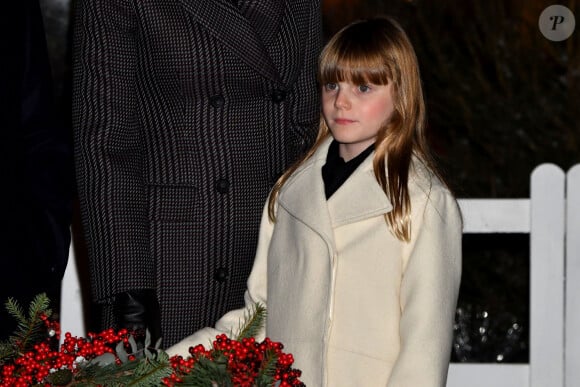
[
  {"x1": 448, "y1": 164, "x2": 576, "y2": 387},
  {"x1": 60, "y1": 163, "x2": 580, "y2": 386}
]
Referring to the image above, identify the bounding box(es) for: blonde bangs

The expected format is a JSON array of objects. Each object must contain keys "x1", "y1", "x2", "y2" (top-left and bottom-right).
[{"x1": 318, "y1": 38, "x2": 394, "y2": 86}]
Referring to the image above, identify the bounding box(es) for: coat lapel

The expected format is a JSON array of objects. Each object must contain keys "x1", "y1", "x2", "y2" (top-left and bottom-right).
[
  {"x1": 277, "y1": 140, "x2": 335, "y2": 245},
  {"x1": 327, "y1": 158, "x2": 393, "y2": 228},
  {"x1": 278, "y1": 139, "x2": 394, "y2": 244},
  {"x1": 238, "y1": 0, "x2": 285, "y2": 45},
  {"x1": 177, "y1": 0, "x2": 282, "y2": 83}
]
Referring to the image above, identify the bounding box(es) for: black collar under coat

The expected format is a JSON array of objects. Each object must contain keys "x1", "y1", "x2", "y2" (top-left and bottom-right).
[{"x1": 322, "y1": 141, "x2": 376, "y2": 199}]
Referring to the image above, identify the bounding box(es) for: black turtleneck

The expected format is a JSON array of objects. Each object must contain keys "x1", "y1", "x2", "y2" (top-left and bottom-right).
[{"x1": 321, "y1": 141, "x2": 375, "y2": 199}]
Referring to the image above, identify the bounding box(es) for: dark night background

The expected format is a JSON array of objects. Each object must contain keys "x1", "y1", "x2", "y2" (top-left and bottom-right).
[{"x1": 39, "y1": 0, "x2": 579, "y2": 364}]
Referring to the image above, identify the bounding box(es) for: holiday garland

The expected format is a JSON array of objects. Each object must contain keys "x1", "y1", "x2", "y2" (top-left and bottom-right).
[{"x1": 0, "y1": 294, "x2": 303, "y2": 386}]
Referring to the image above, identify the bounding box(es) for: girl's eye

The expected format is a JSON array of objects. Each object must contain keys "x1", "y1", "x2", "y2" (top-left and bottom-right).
[
  {"x1": 358, "y1": 85, "x2": 371, "y2": 93},
  {"x1": 325, "y1": 83, "x2": 338, "y2": 91}
]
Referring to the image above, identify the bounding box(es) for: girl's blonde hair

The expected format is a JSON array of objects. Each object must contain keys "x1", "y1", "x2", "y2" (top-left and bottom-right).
[{"x1": 269, "y1": 16, "x2": 440, "y2": 242}]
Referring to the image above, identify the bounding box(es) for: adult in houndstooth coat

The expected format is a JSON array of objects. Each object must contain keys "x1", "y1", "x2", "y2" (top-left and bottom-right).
[{"x1": 72, "y1": 0, "x2": 322, "y2": 347}]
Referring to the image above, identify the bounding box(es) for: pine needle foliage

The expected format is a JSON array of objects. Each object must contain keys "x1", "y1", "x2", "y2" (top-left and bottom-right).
[
  {"x1": 235, "y1": 302, "x2": 266, "y2": 340},
  {"x1": 74, "y1": 350, "x2": 173, "y2": 387},
  {"x1": 130, "y1": 351, "x2": 173, "y2": 386},
  {"x1": 178, "y1": 303, "x2": 272, "y2": 386},
  {"x1": 255, "y1": 349, "x2": 279, "y2": 387},
  {"x1": 0, "y1": 293, "x2": 53, "y2": 365},
  {"x1": 0, "y1": 298, "x2": 301, "y2": 386},
  {"x1": 178, "y1": 355, "x2": 232, "y2": 386}
]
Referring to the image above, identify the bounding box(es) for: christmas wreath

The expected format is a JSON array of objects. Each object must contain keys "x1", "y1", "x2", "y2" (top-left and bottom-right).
[{"x1": 0, "y1": 294, "x2": 303, "y2": 386}]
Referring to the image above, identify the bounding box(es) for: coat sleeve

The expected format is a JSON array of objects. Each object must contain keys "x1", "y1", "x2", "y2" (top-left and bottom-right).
[
  {"x1": 72, "y1": 0, "x2": 152, "y2": 302},
  {"x1": 166, "y1": 201, "x2": 274, "y2": 356},
  {"x1": 387, "y1": 187, "x2": 462, "y2": 387}
]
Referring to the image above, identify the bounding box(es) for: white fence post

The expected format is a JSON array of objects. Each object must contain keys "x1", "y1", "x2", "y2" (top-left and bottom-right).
[
  {"x1": 448, "y1": 164, "x2": 566, "y2": 387},
  {"x1": 566, "y1": 165, "x2": 580, "y2": 387},
  {"x1": 530, "y1": 164, "x2": 565, "y2": 387}
]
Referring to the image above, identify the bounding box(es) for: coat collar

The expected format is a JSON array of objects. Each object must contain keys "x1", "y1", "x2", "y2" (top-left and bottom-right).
[
  {"x1": 327, "y1": 155, "x2": 393, "y2": 228},
  {"x1": 278, "y1": 138, "x2": 393, "y2": 239},
  {"x1": 177, "y1": 0, "x2": 284, "y2": 84}
]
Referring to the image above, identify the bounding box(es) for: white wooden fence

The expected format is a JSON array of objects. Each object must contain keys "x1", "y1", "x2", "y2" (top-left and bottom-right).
[
  {"x1": 447, "y1": 164, "x2": 579, "y2": 387},
  {"x1": 60, "y1": 163, "x2": 580, "y2": 386}
]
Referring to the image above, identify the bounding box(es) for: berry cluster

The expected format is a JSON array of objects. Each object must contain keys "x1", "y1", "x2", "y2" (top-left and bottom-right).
[
  {"x1": 1, "y1": 311, "x2": 304, "y2": 386},
  {"x1": 164, "y1": 334, "x2": 304, "y2": 387},
  {"x1": 0, "y1": 316, "x2": 132, "y2": 387}
]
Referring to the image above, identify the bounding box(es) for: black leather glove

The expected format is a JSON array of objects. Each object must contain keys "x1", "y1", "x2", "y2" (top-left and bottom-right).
[{"x1": 114, "y1": 289, "x2": 162, "y2": 350}]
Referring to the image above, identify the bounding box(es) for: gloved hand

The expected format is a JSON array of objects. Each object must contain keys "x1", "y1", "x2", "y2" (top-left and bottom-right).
[{"x1": 114, "y1": 289, "x2": 162, "y2": 351}]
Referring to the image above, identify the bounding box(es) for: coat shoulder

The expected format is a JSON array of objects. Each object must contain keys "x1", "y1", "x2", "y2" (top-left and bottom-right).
[{"x1": 408, "y1": 159, "x2": 461, "y2": 225}]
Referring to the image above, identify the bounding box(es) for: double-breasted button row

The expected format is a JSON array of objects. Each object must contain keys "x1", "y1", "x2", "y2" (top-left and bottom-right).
[
  {"x1": 215, "y1": 178, "x2": 230, "y2": 194},
  {"x1": 271, "y1": 89, "x2": 286, "y2": 104},
  {"x1": 209, "y1": 95, "x2": 225, "y2": 108},
  {"x1": 214, "y1": 267, "x2": 229, "y2": 282}
]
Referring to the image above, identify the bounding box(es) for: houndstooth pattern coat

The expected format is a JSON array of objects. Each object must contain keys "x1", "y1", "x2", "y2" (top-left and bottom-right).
[{"x1": 72, "y1": 0, "x2": 322, "y2": 347}]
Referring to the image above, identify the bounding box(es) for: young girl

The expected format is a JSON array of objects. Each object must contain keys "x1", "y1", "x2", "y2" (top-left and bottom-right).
[{"x1": 169, "y1": 16, "x2": 462, "y2": 387}]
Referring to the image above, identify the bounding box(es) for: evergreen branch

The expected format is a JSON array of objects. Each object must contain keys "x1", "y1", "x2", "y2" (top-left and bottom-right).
[
  {"x1": 235, "y1": 303, "x2": 266, "y2": 341},
  {"x1": 0, "y1": 293, "x2": 52, "y2": 364},
  {"x1": 75, "y1": 357, "x2": 145, "y2": 386},
  {"x1": 75, "y1": 350, "x2": 172, "y2": 387},
  {"x1": 0, "y1": 344, "x2": 15, "y2": 366},
  {"x1": 127, "y1": 351, "x2": 173, "y2": 387},
  {"x1": 0, "y1": 296, "x2": 303, "y2": 386},
  {"x1": 0, "y1": 299, "x2": 28, "y2": 365},
  {"x1": 17, "y1": 293, "x2": 52, "y2": 353},
  {"x1": 4, "y1": 298, "x2": 26, "y2": 325},
  {"x1": 27, "y1": 293, "x2": 52, "y2": 320},
  {"x1": 179, "y1": 354, "x2": 232, "y2": 387},
  {"x1": 256, "y1": 349, "x2": 279, "y2": 387}
]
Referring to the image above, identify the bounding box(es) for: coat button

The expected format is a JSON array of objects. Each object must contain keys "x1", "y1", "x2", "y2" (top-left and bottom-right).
[
  {"x1": 271, "y1": 89, "x2": 286, "y2": 103},
  {"x1": 209, "y1": 95, "x2": 225, "y2": 108},
  {"x1": 215, "y1": 178, "x2": 230, "y2": 194},
  {"x1": 214, "y1": 267, "x2": 229, "y2": 282}
]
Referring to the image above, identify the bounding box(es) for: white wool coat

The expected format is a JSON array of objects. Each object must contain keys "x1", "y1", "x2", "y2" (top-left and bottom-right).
[{"x1": 168, "y1": 138, "x2": 462, "y2": 386}]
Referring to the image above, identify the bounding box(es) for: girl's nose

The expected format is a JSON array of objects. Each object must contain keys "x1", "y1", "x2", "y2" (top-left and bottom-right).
[{"x1": 334, "y1": 90, "x2": 351, "y2": 109}]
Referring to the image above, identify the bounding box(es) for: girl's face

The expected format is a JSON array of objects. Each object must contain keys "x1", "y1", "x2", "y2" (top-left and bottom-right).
[{"x1": 322, "y1": 80, "x2": 395, "y2": 161}]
